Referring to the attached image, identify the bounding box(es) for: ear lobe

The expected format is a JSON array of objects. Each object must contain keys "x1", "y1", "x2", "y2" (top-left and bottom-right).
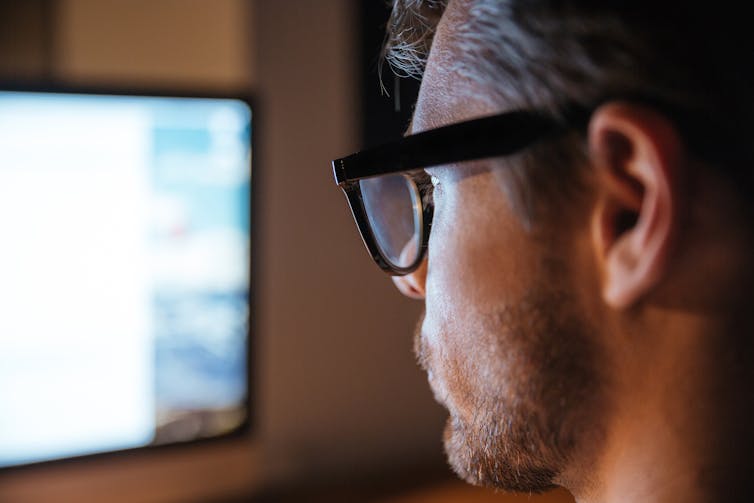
[{"x1": 589, "y1": 103, "x2": 685, "y2": 309}]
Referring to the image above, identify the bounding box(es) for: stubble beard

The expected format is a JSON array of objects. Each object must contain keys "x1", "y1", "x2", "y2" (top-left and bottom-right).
[{"x1": 414, "y1": 287, "x2": 604, "y2": 493}]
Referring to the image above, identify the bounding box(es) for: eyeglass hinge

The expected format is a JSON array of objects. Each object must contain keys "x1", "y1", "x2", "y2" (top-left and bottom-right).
[{"x1": 332, "y1": 158, "x2": 348, "y2": 185}]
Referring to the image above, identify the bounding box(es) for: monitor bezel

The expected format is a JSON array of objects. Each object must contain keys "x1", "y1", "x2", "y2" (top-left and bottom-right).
[{"x1": 0, "y1": 82, "x2": 257, "y2": 473}]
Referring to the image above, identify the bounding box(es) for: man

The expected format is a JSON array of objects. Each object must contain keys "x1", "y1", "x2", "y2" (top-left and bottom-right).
[{"x1": 332, "y1": 1, "x2": 754, "y2": 501}]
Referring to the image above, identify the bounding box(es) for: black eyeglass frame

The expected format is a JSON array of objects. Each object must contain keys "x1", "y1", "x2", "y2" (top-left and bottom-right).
[{"x1": 332, "y1": 108, "x2": 580, "y2": 275}]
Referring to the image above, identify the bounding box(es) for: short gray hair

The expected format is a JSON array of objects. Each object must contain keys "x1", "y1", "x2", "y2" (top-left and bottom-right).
[{"x1": 382, "y1": 0, "x2": 448, "y2": 80}]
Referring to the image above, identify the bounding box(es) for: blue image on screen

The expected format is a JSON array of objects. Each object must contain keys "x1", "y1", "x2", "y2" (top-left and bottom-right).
[
  {"x1": 0, "y1": 92, "x2": 251, "y2": 467},
  {"x1": 147, "y1": 98, "x2": 251, "y2": 445}
]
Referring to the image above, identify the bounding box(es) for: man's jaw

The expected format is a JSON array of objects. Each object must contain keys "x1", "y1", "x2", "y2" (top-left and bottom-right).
[
  {"x1": 414, "y1": 308, "x2": 474, "y2": 427},
  {"x1": 413, "y1": 310, "x2": 451, "y2": 409}
]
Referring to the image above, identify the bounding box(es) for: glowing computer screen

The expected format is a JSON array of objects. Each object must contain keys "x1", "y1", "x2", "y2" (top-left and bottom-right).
[{"x1": 0, "y1": 90, "x2": 251, "y2": 468}]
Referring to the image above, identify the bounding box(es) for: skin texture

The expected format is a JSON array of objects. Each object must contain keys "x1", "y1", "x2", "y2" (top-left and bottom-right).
[
  {"x1": 416, "y1": 162, "x2": 604, "y2": 491},
  {"x1": 392, "y1": 1, "x2": 754, "y2": 502}
]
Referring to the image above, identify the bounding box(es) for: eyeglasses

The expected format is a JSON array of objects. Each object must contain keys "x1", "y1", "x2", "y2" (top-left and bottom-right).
[{"x1": 332, "y1": 108, "x2": 580, "y2": 276}]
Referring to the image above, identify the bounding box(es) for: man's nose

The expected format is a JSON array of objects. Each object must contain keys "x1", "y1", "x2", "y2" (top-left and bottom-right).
[{"x1": 392, "y1": 257, "x2": 427, "y2": 299}]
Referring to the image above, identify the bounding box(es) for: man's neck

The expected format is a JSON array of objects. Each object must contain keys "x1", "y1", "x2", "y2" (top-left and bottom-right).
[{"x1": 574, "y1": 308, "x2": 754, "y2": 503}]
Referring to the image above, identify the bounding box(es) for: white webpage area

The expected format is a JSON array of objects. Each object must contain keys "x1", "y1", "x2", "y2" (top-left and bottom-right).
[{"x1": 0, "y1": 96, "x2": 155, "y2": 466}]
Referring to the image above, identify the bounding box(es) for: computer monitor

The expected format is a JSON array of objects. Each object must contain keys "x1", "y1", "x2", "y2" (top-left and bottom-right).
[{"x1": 0, "y1": 87, "x2": 252, "y2": 469}]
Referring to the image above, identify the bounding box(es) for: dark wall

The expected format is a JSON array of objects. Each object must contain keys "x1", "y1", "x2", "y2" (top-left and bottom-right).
[
  {"x1": 359, "y1": 1, "x2": 421, "y2": 148},
  {"x1": 0, "y1": 0, "x2": 54, "y2": 81}
]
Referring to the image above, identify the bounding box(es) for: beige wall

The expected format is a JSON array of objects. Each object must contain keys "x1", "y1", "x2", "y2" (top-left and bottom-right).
[
  {"x1": 53, "y1": 0, "x2": 253, "y2": 89},
  {"x1": 0, "y1": 1, "x2": 446, "y2": 501},
  {"x1": 253, "y1": 1, "x2": 445, "y2": 485}
]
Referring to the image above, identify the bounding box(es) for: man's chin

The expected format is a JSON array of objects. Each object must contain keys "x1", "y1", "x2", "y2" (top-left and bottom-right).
[{"x1": 442, "y1": 414, "x2": 558, "y2": 493}]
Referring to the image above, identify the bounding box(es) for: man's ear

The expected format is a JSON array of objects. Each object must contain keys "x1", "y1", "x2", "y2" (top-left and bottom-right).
[{"x1": 588, "y1": 102, "x2": 685, "y2": 309}]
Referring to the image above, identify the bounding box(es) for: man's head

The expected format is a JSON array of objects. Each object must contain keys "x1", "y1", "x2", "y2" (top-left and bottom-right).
[
  {"x1": 338, "y1": 0, "x2": 754, "y2": 499},
  {"x1": 385, "y1": 0, "x2": 754, "y2": 220}
]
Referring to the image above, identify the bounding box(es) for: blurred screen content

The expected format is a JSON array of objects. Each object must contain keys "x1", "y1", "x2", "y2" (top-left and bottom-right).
[{"x1": 0, "y1": 91, "x2": 251, "y2": 468}]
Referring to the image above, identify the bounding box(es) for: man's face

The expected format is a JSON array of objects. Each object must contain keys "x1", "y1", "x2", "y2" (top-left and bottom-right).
[{"x1": 408, "y1": 3, "x2": 605, "y2": 492}]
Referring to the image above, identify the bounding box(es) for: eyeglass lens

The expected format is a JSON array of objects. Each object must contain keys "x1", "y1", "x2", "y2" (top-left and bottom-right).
[{"x1": 359, "y1": 174, "x2": 422, "y2": 269}]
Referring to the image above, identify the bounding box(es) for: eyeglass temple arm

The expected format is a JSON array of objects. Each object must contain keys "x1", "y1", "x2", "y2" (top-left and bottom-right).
[{"x1": 333, "y1": 110, "x2": 569, "y2": 185}]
